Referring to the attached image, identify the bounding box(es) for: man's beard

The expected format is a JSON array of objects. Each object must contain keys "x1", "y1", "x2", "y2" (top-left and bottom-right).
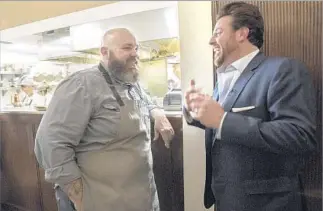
[
  {"x1": 108, "y1": 54, "x2": 139, "y2": 84},
  {"x1": 214, "y1": 43, "x2": 236, "y2": 68},
  {"x1": 214, "y1": 49, "x2": 224, "y2": 68}
]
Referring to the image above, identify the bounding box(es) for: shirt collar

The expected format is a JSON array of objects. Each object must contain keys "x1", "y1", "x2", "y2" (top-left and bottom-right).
[
  {"x1": 230, "y1": 49, "x2": 259, "y2": 73},
  {"x1": 217, "y1": 49, "x2": 259, "y2": 74}
]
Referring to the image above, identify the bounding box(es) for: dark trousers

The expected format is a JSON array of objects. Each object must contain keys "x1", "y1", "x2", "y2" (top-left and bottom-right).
[{"x1": 55, "y1": 186, "x2": 76, "y2": 211}]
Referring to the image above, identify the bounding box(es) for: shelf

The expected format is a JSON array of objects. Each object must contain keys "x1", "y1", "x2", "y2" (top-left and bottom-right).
[
  {"x1": 0, "y1": 87, "x2": 12, "y2": 91},
  {"x1": 0, "y1": 71, "x2": 24, "y2": 75},
  {"x1": 140, "y1": 57, "x2": 167, "y2": 63}
]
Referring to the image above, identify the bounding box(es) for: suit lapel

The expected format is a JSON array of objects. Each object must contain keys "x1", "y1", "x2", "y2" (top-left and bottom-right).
[
  {"x1": 222, "y1": 52, "x2": 266, "y2": 112},
  {"x1": 211, "y1": 53, "x2": 266, "y2": 146}
]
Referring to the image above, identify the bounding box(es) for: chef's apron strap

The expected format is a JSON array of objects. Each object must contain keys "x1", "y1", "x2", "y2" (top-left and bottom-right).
[{"x1": 98, "y1": 63, "x2": 125, "y2": 106}]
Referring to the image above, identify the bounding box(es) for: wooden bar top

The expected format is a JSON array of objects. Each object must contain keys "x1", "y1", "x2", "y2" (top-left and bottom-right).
[{"x1": 0, "y1": 111, "x2": 183, "y2": 211}]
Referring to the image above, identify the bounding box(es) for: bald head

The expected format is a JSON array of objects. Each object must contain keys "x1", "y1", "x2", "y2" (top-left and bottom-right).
[
  {"x1": 101, "y1": 28, "x2": 136, "y2": 49},
  {"x1": 100, "y1": 28, "x2": 139, "y2": 83}
]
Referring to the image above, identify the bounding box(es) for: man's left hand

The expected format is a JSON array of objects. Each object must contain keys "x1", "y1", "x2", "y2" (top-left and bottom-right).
[
  {"x1": 190, "y1": 94, "x2": 225, "y2": 128},
  {"x1": 152, "y1": 109, "x2": 174, "y2": 148}
]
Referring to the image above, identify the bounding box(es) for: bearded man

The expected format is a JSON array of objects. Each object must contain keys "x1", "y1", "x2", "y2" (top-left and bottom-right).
[
  {"x1": 184, "y1": 2, "x2": 316, "y2": 211},
  {"x1": 35, "y1": 28, "x2": 174, "y2": 211}
]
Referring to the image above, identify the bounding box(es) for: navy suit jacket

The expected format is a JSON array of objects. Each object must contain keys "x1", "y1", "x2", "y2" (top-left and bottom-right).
[{"x1": 186, "y1": 52, "x2": 317, "y2": 211}]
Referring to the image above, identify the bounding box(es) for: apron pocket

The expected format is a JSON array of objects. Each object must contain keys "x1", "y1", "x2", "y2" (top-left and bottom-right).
[
  {"x1": 80, "y1": 176, "x2": 91, "y2": 211},
  {"x1": 88, "y1": 103, "x2": 120, "y2": 139}
]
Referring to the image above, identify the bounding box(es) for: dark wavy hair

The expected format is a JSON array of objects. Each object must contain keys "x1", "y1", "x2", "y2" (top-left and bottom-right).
[{"x1": 217, "y1": 1, "x2": 264, "y2": 48}]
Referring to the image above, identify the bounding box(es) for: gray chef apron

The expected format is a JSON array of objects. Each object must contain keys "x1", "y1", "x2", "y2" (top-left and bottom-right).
[{"x1": 73, "y1": 64, "x2": 159, "y2": 211}]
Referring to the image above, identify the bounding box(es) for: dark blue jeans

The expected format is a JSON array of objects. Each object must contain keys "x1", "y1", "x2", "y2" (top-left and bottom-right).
[{"x1": 55, "y1": 185, "x2": 76, "y2": 211}]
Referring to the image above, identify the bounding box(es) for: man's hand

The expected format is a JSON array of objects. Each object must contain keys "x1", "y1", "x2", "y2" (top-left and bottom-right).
[
  {"x1": 190, "y1": 93, "x2": 225, "y2": 128},
  {"x1": 64, "y1": 178, "x2": 83, "y2": 211},
  {"x1": 184, "y1": 79, "x2": 202, "y2": 112},
  {"x1": 151, "y1": 109, "x2": 174, "y2": 148}
]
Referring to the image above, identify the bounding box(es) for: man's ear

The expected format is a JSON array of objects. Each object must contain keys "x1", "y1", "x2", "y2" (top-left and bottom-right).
[
  {"x1": 236, "y1": 27, "x2": 249, "y2": 42},
  {"x1": 100, "y1": 47, "x2": 109, "y2": 57}
]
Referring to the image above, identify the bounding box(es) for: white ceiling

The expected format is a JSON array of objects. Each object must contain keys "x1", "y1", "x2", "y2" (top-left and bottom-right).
[
  {"x1": 0, "y1": 3, "x2": 179, "y2": 64},
  {"x1": 70, "y1": 6, "x2": 178, "y2": 51},
  {"x1": 0, "y1": 1, "x2": 178, "y2": 41}
]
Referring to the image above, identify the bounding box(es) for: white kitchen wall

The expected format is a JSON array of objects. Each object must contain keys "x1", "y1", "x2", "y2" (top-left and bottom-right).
[{"x1": 178, "y1": 2, "x2": 214, "y2": 211}]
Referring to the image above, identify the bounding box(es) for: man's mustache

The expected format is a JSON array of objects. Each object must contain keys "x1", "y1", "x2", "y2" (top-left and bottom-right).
[{"x1": 126, "y1": 57, "x2": 139, "y2": 64}]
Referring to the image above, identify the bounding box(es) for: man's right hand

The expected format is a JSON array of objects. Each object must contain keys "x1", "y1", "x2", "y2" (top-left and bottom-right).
[
  {"x1": 64, "y1": 178, "x2": 83, "y2": 211},
  {"x1": 184, "y1": 79, "x2": 202, "y2": 112}
]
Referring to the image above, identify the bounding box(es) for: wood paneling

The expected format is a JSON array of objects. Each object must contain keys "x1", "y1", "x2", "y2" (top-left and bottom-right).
[
  {"x1": 0, "y1": 112, "x2": 183, "y2": 211},
  {"x1": 33, "y1": 122, "x2": 58, "y2": 211},
  {"x1": 1, "y1": 121, "x2": 42, "y2": 210},
  {"x1": 152, "y1": 116, "x2": 184, "y2": 211},
  {"x1": 212, "y1": 2, "x2": 322, "y2": 211}
]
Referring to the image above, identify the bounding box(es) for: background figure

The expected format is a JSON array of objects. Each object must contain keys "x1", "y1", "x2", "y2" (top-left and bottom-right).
[{"x1": 18, "y1": 75, "x2": 35, "y2": 106}]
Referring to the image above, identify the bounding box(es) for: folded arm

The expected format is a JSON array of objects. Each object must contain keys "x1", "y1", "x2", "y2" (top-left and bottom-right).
[
  {"x1": 136, "y1": 83, "x2": 160, "y2": 118},
  {"x1": 138, "y1": 84, "x2": 174, "y2": 146}
]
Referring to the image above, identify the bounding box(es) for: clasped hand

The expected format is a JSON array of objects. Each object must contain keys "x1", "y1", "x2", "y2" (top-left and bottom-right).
[
  {"x1": 151, "y1": 109, "x2": 175, "y2": 148},
  {"x1": 184, "y1": 79, "x2": 225, "y2": 128}
]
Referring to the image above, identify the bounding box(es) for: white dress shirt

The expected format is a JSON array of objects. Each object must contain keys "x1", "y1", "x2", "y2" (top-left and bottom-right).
[
  {"x1": 215, "y1": 49, "x2": 259, "y2": 139},
  {"x1": 184, "y1": 49, "x2": 259, "y2": 140}
]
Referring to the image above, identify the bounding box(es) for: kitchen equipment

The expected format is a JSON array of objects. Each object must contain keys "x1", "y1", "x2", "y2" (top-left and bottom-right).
[{"x1": 163, "y1": 88, "x2": 182, "y2": 111}]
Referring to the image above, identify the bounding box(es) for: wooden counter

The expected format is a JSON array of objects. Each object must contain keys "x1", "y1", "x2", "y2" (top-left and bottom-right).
[{"x1": 0, "y1": 111, "x2": 183, "y2": 211}]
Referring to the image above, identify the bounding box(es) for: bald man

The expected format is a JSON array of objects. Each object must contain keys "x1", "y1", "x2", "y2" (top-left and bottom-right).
[{"x1": 34, "y1": 28, "x2": 174, "y2": 211}]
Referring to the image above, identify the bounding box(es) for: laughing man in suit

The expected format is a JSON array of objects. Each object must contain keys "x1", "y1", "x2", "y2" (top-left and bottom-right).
[{"x1": 183, "y1": 2, "x2": 317, "y2": 211}]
